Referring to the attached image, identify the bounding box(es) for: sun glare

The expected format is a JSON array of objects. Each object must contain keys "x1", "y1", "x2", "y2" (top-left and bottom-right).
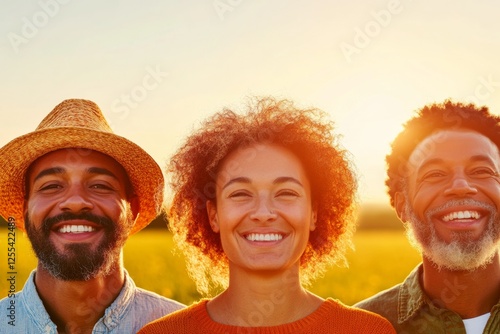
[{"x1": 333, "y1": 94, "x2": 409, "y2": 203}]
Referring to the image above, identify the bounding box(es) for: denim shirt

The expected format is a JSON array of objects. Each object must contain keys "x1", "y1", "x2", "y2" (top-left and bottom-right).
[
  {"x1": 0, "y1": 270, "x2": 185, "y2": 334},
  {"x1": 355, "y1": 264, "x2": 500, "y2": 334}
]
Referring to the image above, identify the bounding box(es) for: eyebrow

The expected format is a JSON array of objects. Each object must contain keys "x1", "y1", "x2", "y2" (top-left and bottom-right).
[
  {"x1": 87, "y1": 167, "x2": 119, "y2": 180},
  {"x1": 33, "y1": 167, "x2": 119, "y2": 182},
  {"x1": 273, "y1": 176, "x2": 304, "y2": 187},
  {"x1": 33, "y1": 167, "x2": 64, "y2": 182},
  {"x1": 221, "y1": 176, "x2": 304, "y2": 190},
  {"x1": 469, "y1": 155, "x2": 497, "y2": 166},
  {"x1": 418, "y1": 155, "x2": 497, "y2": 171}
]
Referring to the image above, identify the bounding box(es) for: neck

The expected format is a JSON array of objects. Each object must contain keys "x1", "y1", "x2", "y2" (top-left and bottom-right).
[
  {"x1": 34, "y1": 261, "x2": 125, "y2": 334},
  {"x1": 422, "y1": 253, "x2": 500, "y2": 318},
  {"x1": 207, "y1": 265, "x2": 323, "y2": 326}
]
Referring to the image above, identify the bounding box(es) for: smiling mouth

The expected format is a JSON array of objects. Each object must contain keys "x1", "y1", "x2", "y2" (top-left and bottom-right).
[
  {"x1": 246, "y1": 233, "x2": 284, "y2": 242},
  {"x1": 442, "y1": 210, "x2": 481, "y2": 222},
  {"x1": 58, "y1": 225, "x2": 97, "y2": 233}
]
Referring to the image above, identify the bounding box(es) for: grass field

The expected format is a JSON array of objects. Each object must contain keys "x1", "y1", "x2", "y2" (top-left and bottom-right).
[{"x1": 0, "y1": 227, "x2": 421, "y2": 306}]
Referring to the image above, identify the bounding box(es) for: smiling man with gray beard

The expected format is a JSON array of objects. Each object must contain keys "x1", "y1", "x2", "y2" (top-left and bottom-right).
[
  {"x1": 355, "y1": 100, "x2": 500, "y2": 334},
  {"x1": 405, "y1": 198, "x2": 500, "y2": 273}
]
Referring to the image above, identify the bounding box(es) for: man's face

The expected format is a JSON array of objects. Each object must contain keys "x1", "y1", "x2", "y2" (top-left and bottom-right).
[
  {"x1": 400, "y1": 129, "x2": 500, "y2": 271},
  {"x1": 24, "y1": 149, "x2": 135, "y2": 280}
]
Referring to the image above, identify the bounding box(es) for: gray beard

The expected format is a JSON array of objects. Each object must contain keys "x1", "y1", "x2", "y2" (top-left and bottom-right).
[{"x1": 404, "y1": 199, "x2": 500, "y2": 271}]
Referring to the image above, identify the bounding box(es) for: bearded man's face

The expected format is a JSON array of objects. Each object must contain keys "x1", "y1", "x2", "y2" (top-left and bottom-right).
[
  {"x1": 24, "y1": 149, "x2": 135, "y2": 280},
  {"x1": 400, "y1": 130, "x2": 500, "y2": 271}
]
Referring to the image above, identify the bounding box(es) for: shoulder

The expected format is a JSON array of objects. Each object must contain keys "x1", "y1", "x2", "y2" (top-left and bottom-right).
[
  {"x1": 324, "y1": 298, "x2": 392, "y2": 320},
  {"x1": 122, "y1": 271, "x2": 185, "y2": 314},
  {"x1": 132, "y1": 286, "x2": 186, "y2": 313},
  {"x1": 138, "y1": 300, "x2": 210, "y2": 334},
  {"x1": 112, "y1": 284, "x2": 186, "y2": 333},
  {"x1": 0, "y1": 285, "x2": 47, "y2": 332},
  {"x1": 354, "y1": 264, "x2": 423, "y2": 322},
  {"x1": 353, "y1": 283, "x2": 402, "y2": 329},
  {"x1": 0, "y1": 294, "x2": 15, "y2": 306},
  {"x1": 321, "y1": 299, "x2": 396, "y2": 333},
  {"x1": 354, "y1": 283, "x2": 402, "y2": 313}
]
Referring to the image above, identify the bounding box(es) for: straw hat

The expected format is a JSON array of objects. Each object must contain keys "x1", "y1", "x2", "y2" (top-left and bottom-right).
[{"x1": 0, "y1": 99, "x2": 163, "y2": 234}]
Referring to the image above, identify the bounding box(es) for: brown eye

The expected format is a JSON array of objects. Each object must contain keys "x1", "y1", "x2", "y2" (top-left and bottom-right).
[
  {"x1": 89, "y1": 183, "x2": 115, "y2": 193},
  {"x1": 90, "y1": 184, "x2": 112, "y2": 189},
  {"x1": 422, "y1": 171, "x2": 446, "y2": 180},
  {"x1": 229, "y1": 191, "x2": 251, "y2": 198},
  {"x1": 276, "y1": 190, "x2": 299, "y2": 197},
  {"x1": 470, "y1": 168, "x2": 496, "y2": 177},
  {"x1": 39, "y1": 183, "x2": 62, "y2": 192}
]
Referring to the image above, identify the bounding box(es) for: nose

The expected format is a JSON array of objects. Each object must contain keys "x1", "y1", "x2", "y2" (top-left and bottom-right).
[
  {"x1": 443, "y1": 176, "x2": 478, "y2": 197},
  {"x1": 58, "y1": 186, "x2": 94, "y2": 212},
  {"x1": 249, "y1": 195, "x2": 278, "y2": 222}
]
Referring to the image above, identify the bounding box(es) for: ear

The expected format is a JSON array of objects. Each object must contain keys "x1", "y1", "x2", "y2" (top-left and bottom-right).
[
  {"x1": 23, "y1": 200, "x2": 28, "y2": 220},
  {"x1": 23, "y1": 178, "x2": 31, "y2": 218},
  {"x1": 310, "y1": 208, "x2": 317, "y2": 232},
  {"x1": 394, "y1": 192, "x2": 407, "y2": 222},
  {"x1": 206, "y1": 200, "x2": 220, "y2": 233},
  {"x1": 129, "y1": 195, "x2": 140, "y2": 220}
]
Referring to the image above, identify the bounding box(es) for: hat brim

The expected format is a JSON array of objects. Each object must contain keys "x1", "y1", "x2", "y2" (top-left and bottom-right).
[{"x1": 0, "y1": 127, "x2": 164, "y2": 234}]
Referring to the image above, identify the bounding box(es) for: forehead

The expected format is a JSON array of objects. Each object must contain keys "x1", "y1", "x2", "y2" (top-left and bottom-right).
[
  {"x1": 408, "y1": 129, "x2": 500, "y2": 170},
  {"x1": 218, "y1": 144, "x2": 307, "y2": 181},
  {"x1": 27, "y1": 149, "x2": 129, "y2": 181}
]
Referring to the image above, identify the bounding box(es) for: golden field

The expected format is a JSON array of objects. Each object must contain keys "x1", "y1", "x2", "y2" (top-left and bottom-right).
[{"x1": 0, "y1": 227, "x2": 420, "y2": 306}]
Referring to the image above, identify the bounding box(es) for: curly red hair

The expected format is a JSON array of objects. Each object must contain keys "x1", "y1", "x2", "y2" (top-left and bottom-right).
[{"x1": 167, "y1": 97, "x2": 357, "y2": 294}]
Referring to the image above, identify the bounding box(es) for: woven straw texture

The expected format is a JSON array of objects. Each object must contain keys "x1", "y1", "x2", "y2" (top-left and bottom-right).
[{"x1": 0, "y1": 99, "x2": 164, "y2": 234}]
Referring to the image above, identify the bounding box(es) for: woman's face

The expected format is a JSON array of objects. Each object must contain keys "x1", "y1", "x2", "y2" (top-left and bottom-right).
[{"x1": 207, "y1": 144, "x2": 317, "y2": 274}]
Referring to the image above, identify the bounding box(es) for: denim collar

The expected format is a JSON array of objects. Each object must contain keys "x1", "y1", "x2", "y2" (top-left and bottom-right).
[{"x1": 20, "y1": 269, "x2": 135, "y2": 332}]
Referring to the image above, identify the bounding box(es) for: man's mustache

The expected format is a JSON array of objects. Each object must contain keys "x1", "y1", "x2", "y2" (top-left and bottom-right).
[{"x1": 42, "y1": 212, "x2": 115, "y2": 232}]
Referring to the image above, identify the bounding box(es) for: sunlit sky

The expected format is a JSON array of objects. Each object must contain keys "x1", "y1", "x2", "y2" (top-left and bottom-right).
[{"x1": 2, "y1": 1, "x2": 500, "y2": 205}]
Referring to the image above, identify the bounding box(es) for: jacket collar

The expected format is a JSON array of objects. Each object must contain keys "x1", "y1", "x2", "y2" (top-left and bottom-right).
[{"x1": 397, "y1": 264, "x2": 426, "y2": 323}]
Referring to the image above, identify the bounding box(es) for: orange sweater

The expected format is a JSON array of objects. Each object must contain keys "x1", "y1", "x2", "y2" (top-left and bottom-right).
[{"x1": 138, "y1": 298, "x2": 396, "y2": 334}]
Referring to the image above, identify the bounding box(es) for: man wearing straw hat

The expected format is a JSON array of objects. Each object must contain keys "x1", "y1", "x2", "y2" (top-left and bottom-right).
[{"x1": 0, "y1": 99, "x2": 184, "y2": 333}]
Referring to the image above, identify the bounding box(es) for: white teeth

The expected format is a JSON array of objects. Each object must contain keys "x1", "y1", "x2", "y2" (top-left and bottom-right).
[
  {"x1": 246, "y1": 233, "x2": 283, "y2": 241},
  {"x1": 442, "y1": 211, "x2": 480, "y2": 222},
  {"x1": 58, "y1": 225, "x2": 96, "y2": 233}
]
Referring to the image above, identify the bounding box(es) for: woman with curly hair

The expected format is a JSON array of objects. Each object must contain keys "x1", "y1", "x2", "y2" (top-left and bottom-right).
[{"x1": 139, "y1": 97, "x2": 395, "y2": 333}]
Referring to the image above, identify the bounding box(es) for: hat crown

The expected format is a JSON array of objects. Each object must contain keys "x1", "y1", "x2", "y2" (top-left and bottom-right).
[
  {"x1": 36, "y1": 99, "x2": 113, "y2": 133},
  {"x1": 0, "y1": 98, "x2": 163, "y2": 234}
]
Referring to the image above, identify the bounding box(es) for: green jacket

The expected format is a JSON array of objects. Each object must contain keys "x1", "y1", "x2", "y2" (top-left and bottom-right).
[{"x1": 355, "y1": 264, "x2": 500, "y2": 333}]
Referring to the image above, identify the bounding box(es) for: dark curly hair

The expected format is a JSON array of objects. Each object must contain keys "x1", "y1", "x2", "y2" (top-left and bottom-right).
[
  {"x1": 386, "y1": 99, "x2": 500, "y2": 207},
  {"x1": 167, "y1": 97, "x2": 357, "y2": 294}
]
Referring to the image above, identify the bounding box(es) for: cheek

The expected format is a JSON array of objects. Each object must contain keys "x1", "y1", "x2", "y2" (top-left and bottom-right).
[
  {"x1": 216, "y1": 212, "x2": 240, "y2": 232},
  {"x1": 410, "y1": 197, "x2": 430, "y2": 221},
  {"x1": 109, "y1": 199, "x2": 131, "y2": 221},
  {"x1": 218, "y1": 201, "x2": 250, "y2": 220},
  {"x1": 409, "y1": 183, "x2": 439, "y2": 213},
  {"x1": 25, "y1": 197, "x2": 52, "y2": 220},
  {"x1": 481, "y1": 181, "x2": 500, "y2": 198},
  {"x1": 278, "y1": 199, "x2": 311, "y2": 214}
]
